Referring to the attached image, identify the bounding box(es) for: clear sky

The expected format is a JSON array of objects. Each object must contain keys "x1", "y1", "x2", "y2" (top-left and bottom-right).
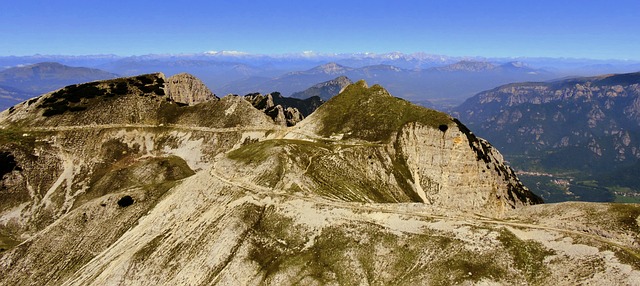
[{"x1": 1, "y1": 0, "x2": 639, "y2": 60}]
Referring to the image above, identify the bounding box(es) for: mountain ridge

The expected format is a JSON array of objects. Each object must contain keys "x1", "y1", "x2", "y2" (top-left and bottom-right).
[{"x1": 0, "y1": 73, "x2": 638, "y2": 285}]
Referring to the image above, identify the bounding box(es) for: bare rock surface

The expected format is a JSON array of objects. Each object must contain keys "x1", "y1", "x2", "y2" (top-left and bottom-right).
[{"x1": 166, "y1": 73, "x2": 217, "y2": 105}]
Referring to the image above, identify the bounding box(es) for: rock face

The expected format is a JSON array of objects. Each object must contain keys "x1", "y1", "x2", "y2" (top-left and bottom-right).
[
  {"x1": 243, "y1": 92, "x2": 320, "y2": 126},
  {"x1": 0, "y1": 75, "x2": 638, "y2": 285},
  {"x1": 454, "y1": 71, "x2": 640, "y2": 201},
  {"x1": 165, "y1": 73, "x2": 217, "y2": 105}
]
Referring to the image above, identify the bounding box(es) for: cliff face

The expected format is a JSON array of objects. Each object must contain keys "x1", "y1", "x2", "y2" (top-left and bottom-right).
[
  {"x1": 454, "y1": 72, "x2": 640, "y2": 202},
  {"x1": 0, "y1": 75, "x2": 638, "y2": 285},
  {"x1": 165, "y1": 73, "x2": 217, "y2": 105},
  {"x1": 455, "y1": 73, "x2": 640, "y2": 163}
]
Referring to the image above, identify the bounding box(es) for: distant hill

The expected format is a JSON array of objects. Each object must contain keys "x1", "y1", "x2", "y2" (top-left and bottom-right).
[
  {"x1": 454, "y1": 71, "x2": 640, "y2": 202},
  {"x1": 0, "y1": 62, "x2": 118, "y2": 95},
  {"x1": 290, "y1": 76, "x2": 353, "y2": 100}
]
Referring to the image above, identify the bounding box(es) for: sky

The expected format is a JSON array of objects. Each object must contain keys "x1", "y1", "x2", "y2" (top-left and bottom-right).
[{"x1": 1, "y1": 0, "x2": 639, "y2": 60}]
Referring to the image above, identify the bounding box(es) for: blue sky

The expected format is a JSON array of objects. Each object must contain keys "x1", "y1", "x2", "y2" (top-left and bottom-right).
[{"x1": 1, "y1": 0, "x2": 639, "y2": 59}]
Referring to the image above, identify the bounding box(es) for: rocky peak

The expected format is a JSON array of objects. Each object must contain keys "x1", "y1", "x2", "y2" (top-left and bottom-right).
[
  {"x1": 244, "y1": 92, "x2": 275, "y2": 110},
  {"x1": 284, "y1": 79, "x2": 541, "y2": 213},
  {"x1": 290, "y1": 76, "x2": 353, "y2": 101},
  {"x1": 243, "y1": 92, "x2": 305, "y2": 126},
  {"x1": 165, "y1": 73, "x2": 217, "y2": 106},
  {"x1": 302, "y1": 62, "x2": 353, "y2": 75}
]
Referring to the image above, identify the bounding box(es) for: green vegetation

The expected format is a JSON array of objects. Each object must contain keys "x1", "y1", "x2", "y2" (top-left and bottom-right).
[
  {"x1": 73, "y1": 155, "x2": 194, "y2": 209},
  {"x1": 614, "y1": 195, "x2": 640, "y2": 203},
  {"x1": 497, "y1": 228, "x2": 554, "y2": 283},
  {"x1": 607, "y1": 203, "x2": 640, "y2": 231},
  {"x1": 434, "y1": 252, "x2": 506, "y2": 285},
  {"x1": 227, "y1": 139, "x2": 330, "y2": 164},
  {"x1": 0, "y1": 128, "x2": 40, "y2": 151},
  {"x1": 40, "y1": 82, "x2": 106, "y2": 116},
  {"x1": 0, "y1": 231, "x2": 21, "y2": 252},
  {"x1": 317, "y1": 81, "x2": 451, "y2": 142}
]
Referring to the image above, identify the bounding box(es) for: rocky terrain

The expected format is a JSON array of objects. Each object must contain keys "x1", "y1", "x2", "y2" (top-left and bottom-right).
[
  {"x1": 0, "y1": 74, "x2": 638, "y2": 285},
  {"x1": 454, "y1": 72, "x2": 640, "y2": 202}
]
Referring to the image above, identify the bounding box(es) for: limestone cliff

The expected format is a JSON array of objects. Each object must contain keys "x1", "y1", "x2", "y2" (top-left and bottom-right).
[
  {"x1": 0, "y1": 75, "x2": 638, "y2": 286},
  {"x1": 165, "y1": 73, "x2": 217, "y2": 105}
]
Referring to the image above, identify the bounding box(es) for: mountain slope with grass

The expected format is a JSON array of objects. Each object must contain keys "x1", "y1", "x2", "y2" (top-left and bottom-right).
[{"x1": 0, "y1": 74, "x2": 638, "y2": 285}]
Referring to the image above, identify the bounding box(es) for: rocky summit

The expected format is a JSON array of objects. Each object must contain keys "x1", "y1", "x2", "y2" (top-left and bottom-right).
[{"x1": 0, "y1": 73, "x2": 639, "y2": 285}]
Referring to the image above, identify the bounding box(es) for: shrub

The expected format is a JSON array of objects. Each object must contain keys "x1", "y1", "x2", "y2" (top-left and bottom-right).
[{"x1": 117, "y1": 195, "x2": 134, "y2": 207}]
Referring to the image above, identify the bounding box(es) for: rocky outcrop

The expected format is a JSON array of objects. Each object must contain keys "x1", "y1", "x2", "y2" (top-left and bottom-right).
[
  {"x1": 243, "y1": 92, "x2": 308, "y2": 126},
  {"x1": 165, "y1": 73, "x2": 217, "y2": 105}
]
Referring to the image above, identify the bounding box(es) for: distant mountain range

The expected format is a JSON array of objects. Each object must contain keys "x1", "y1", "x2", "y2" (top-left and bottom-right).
[
  {"x1": 2, "y1": 52, "x2": 640, "y2": 109},
  {"x1": 219, "y1": 61, "x2": 554, "y2": 107},
  {"x1": 454, "y1": 71, "x2": 640, "y2": 202},
  {"x1": 3, "y1": 52, "x2": 640, "y2": 74},
  {"x1": 0, "y1": 62, "x2": 118, "y2": 94}
]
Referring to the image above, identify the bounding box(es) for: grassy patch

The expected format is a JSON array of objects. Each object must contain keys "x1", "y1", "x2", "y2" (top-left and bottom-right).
[
  {"x1": 0, "y1": 128, "x2": 34, "y2": 146},
  {"x1": 614, "y1": 196, "x2": 640, "y2": 203},
  {"x1": 434, "y1": 254, "x2": 506, "y2": 285},
  {"x1": 607, "y1": 204, "x2": 640, "y2": 231},
  {"x1": 497, "y1": 228, "x2": 554, "y2": 283},
  {"x1": 227, "y1": 139, "x2": 330, "y2": 164},
  {"x1": 0, "y1": 232, "x2": 21, "y2": 252},
  {"x1": 316, "y1": 80, "x2": 452, "y2": 142}
]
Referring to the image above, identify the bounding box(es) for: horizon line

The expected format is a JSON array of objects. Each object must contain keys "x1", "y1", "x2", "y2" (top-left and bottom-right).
[{"x1": 1, "y1": 51, "x2": 638, "y2": 62}]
